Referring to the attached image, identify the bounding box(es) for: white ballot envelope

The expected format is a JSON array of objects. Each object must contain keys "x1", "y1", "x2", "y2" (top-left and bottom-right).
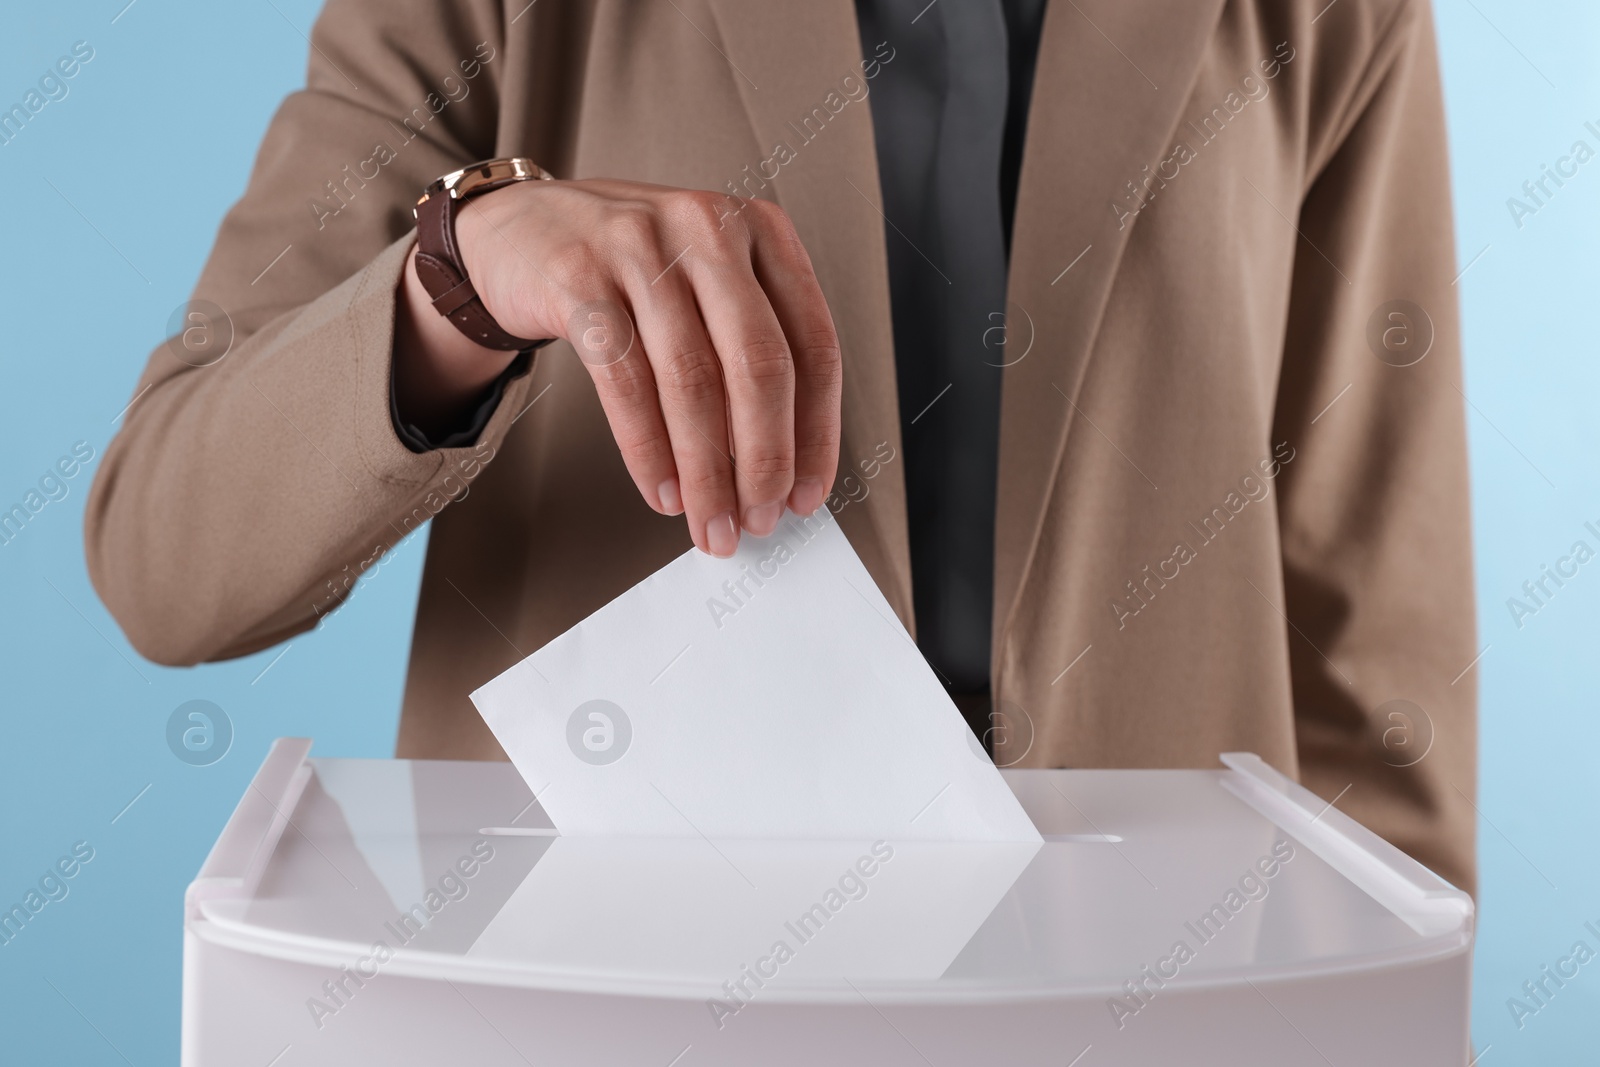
[{"x1": 470, "y1": 508, "x2": 1040, "y2": 843}]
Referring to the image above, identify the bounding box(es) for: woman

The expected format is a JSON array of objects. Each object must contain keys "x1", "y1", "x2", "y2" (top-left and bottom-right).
[{"x1": 87, "y1": 0, "x2": 1477, "y2": 892}]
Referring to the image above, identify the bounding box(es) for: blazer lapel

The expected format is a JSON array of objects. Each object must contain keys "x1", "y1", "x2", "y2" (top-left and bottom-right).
[
  {"x1": 706, "y1": 0, "x2": 914, "y2": 625},
  {"x1": 704, "y1": 0, "x2": 1228, "y2": 646},
  {"x1": 993, "y1": 0, "x2": 1228, "y2": 658}
]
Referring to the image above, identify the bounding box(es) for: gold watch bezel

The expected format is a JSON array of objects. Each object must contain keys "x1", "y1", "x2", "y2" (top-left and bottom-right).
[{"x1": 414, "y1": 157, "x2": 554, "y2": 216}]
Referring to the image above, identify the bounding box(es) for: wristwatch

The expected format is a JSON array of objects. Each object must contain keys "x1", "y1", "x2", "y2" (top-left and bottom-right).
[{"x1": 413, "y1": 157, "x2": 555, "y2": 351}]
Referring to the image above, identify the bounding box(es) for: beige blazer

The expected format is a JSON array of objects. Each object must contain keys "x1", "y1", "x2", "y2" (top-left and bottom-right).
[{"x1": 86, "y1": 0, "x2": 1477, "y2": 891}]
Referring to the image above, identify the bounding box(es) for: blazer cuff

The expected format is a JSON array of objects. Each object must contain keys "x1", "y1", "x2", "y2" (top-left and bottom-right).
[{"x1": 389, "y1": 349, "x2": 535, "y2": 453}]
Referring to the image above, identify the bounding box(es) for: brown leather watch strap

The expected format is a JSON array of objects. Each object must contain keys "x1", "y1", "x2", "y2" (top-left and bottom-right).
[{"x1": 412, "y1": 160, "x2": 552, "y2": 351}]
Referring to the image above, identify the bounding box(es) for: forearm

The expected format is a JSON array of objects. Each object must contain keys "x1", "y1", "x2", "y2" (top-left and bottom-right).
[
  {"x1": 84, "y1": 0, "x2": 542, "y2": 662},
  {"x1": 86, "y1": 236, "x2": 533, "y2": 665}
]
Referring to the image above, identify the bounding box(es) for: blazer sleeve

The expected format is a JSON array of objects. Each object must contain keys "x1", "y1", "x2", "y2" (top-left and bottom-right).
[
  {"x1": 85, "y1": 0, "x2": 534, "y2": 665},
  {"x1": 1270, "y1": 0, "x2": 1477, "y2": 893}
]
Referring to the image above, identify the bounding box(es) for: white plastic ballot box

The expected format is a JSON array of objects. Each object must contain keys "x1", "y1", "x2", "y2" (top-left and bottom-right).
[{"x1": 181, "y1": 739, "x2": 1473, "y2": 1066}]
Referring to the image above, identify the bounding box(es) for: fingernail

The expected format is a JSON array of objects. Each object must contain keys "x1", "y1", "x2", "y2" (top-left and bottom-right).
[
  {"x1": 706, "y1": 511, "x2": 739, "y2": 557},
  {"x1": 657, "y1": 477, "x2": 683, "y2": 515},
  {"x1": 743, "y1": 500, "x2": 783, "y2": 537},
  {"x1": 789, "y1": 478, "x2": 827, "y2": 516}
]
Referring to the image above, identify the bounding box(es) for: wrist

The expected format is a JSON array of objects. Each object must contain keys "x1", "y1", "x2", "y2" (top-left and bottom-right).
[
  {"x1": 394, "y1": 243, "x2": 520, "y2": 436},
  {"x1": 451, "y1": 199, "x2": 509, "y2": 328},
  {"x1": 453, "y1": 191, "x2": 560, "y2": 343},
  {"x1": 412, "y1": 157, "x2": 554, "y2": 351}
]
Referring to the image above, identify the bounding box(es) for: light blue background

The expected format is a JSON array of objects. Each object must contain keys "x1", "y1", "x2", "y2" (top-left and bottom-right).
[{"x1": 0, "y1": 1, "x2": 1594, "y2": 1062}]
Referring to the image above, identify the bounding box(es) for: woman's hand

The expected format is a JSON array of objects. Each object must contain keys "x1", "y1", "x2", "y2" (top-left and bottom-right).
[{"x1": 394, "y1": 178, "x2": 843, "y2": 558}]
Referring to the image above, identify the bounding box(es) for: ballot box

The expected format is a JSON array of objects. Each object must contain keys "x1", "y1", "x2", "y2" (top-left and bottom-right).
[{"x1": 181, "y1": 739, "x2": 1473, "y2": 1066}]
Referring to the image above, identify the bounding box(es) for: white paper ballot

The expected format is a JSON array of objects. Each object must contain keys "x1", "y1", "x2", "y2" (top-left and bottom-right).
[{"x1": 470, "y1": 508, "x2": 1040, "y2": 843}]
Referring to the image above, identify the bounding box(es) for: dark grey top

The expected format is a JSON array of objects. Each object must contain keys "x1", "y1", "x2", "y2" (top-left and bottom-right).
[
  {"x1": 398, "y1": 1, "x2": 1047, "y2": 699},
  {"x1": 855, "y1": 0, "x2": 1046, "y2": 695}
]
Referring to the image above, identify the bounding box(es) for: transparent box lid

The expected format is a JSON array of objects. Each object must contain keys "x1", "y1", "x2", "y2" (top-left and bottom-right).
[{"x1": 187, "y1": 741, "x2": 1472, "y2": 1005}]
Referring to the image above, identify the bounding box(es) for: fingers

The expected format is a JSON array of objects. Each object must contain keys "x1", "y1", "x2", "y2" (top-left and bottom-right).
[
  {"x1": 746, "y1": 200, "x2": 843, "y2": 517},
  {"x1": 685, "y1": 246, "x2": 797, "y2": 539},
  {"x1": 623, "y1": 267, "x2": 743, "y2": 557},
  {"x1": 566, "y1": 295, "x2": 684, "y2": 519},
  {"x1": 535, "y1": 186, "x2": 840, "y2": 559}
]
